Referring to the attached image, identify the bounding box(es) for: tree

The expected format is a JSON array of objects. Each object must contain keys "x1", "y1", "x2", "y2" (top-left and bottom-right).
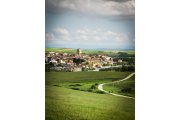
[{"x1": 73, "y1": 58, "x2": 85, "y2": 64}]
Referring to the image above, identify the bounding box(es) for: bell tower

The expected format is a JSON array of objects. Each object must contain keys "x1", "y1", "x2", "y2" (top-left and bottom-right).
[{"x1": 76, "y1": 48, "x2": 82, "y2": 57}]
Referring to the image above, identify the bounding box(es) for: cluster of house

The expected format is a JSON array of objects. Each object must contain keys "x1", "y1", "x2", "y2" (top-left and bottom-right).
[{"x1": 45, "y1": 49, "x2": 123, "y2": 72}]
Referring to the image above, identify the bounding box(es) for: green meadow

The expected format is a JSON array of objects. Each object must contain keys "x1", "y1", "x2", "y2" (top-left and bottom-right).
[
  {"x1": 46, "y1": 72, "x2": 135, "y2": 120},
  {"x1": 103, "y1": 75, "x2": 135, "y2": 97},
  {"x1": 45, "y1": 48, "x2": 135, "y2": 57}
]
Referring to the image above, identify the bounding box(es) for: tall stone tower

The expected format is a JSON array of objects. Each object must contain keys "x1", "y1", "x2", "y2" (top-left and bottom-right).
[{"x1": 77, "y1": 48, "x2": 82, "y2": 57}]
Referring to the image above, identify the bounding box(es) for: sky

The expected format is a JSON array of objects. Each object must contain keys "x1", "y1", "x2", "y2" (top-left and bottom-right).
[{"x1": 45, "y1": 0, "x2": 135, "y2": 50}]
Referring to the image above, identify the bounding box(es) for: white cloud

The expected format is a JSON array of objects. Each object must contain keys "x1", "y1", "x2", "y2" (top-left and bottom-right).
[
  {"x1": 53, "y1": 28, "x2": 70, "y2": 36},
  {"x1": 100, "y1": 0, "x2": 135, "y2": 16},
  {"x1": 46, "y1": 0, "x2": 134, "y2": 18},
  {"x1": 46, "y1": 28, "x2": 71, "y2": 42},
  {"x1": 75, "y1": 28, "x2": 129, "y2": 43},
  {"x1": 46, "y1": 27, "x2": 134, "y2": 48},
  {"x1": 46, "y1": 27, "x2": 130, "y2": 45},
  {"x1": 115, "y1": 33, "x2": 129, "y2": 42},
  {"x1": 45, "y1": 33, "x2": 55, "y2": 41}
]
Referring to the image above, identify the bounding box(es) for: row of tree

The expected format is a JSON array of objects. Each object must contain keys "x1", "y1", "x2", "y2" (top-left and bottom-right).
[{"x1": 99, "y1": 65, "x2": 135, "y2": 72}]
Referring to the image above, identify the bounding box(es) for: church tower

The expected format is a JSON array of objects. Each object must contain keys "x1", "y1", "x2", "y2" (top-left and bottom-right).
[{"x1": 77, "y1": 48, "x2": 82, "y2": 57}]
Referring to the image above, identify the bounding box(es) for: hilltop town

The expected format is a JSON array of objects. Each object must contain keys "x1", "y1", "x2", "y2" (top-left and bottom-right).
[{"x1": 45, "y1": 48, "x2": 135, "y2": 72}]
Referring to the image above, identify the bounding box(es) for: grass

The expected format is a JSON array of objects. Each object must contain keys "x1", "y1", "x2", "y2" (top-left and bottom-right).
[
  {"x1": 46, "y1": 72, "x2": 135, "y2": 120},
  {"x1": 45, "y1": 48, "x2": 135, "y2": 57},
  {"x1": 103, "y1": 75, "x2": 135, "y2": 97},
  {"x1": 46, "y1": 71, "x2": 131, "y2": 85},
  {"x1": 46, "y1": 86, "x2": 135, "y2": 120},
  {"x1": 120, "y1": 50, "x2": 135, "y2": 55},
  {"x1": 45, "y1": 48, "x2": 76, "y2": 53}
]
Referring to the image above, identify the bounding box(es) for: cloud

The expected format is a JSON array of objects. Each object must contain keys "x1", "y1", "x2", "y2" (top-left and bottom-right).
[
  {"x1": 45, "y1": 33, "x2": 55, "y2": 41},
  {"x1": 53, "y1": 28, "x2": 70, "y2": 36},
  {"x1": 53, "y1": 28, "x2": 70, "y2": 40},
  {"x1": 75, "y1": 28, "x2": 130, "y2": 43},
  {"x1": 46, "y1": 27, "x2": 131, "y2": 44},
  {"x1": 46, "y1": 0, "x2": 134, "y2": 20},
  {"x1": 46, "y1": 27, "x2": 134, "y2": 49},
  {"x1": 46, "y1": 28, "x2": 70, "y2": 41}
]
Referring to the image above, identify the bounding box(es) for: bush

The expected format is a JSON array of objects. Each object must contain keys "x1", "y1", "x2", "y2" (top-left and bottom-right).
[
  {"x1": 90, "y1": 85, "x2": 97, "y2": 89},
  {"x1": 75, "y1": 84, "x2": 82, "y2": 86},
  {"x1": 69, "y1": 84, "x2": 82, "y2": 87},
  {"x1": 53, "y1": 84, "x2": 61, "y2": 87},
  {"x1": 95, "y1": 83, "x2": 99, "y2": 86},
  {"x1": 121, "y1": 87, "x2": 132, "y2": 93},
  {"x1": 71, "y1": 87, "x2": 80, "y2": 90},
  {"x1": 45, "y1": 64, "x2": 51, "y2": 72},
  {"x1": 108, "y1": 90, "x2": 113, "y2": 93},
  {"x1": 121, "y1": 65, "x2": 135, "y2": 72},
  {"x1": 99, "y1": 65, "x2": 135, "y2": 72},
  {"x1": 82, "y1": 67, "x2": 88, "y2": 71},
  {"x1": 95, "y1": 90, "x2": 106, "y2": 94},
  {"x1": 87, "y1": 89, "x2": 93, "y2": 92}
]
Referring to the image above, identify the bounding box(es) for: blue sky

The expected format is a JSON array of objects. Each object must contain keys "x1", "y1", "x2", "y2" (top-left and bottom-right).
[{"x1": 45, "y1": 0, "x2": 135, "y2": 49}]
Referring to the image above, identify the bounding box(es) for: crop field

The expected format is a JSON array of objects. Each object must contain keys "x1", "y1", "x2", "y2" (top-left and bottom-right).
[
  {"x1": 46, "y1": 72, "x2": 135, "y2": 120},
  {"x1": 103, "y1": 75, "x2": 135, "y2": 97}
]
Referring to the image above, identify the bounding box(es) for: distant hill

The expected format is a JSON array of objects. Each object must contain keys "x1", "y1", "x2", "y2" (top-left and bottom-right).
[{"x1": 45, "y1": 48, "x2": 135, "y2": 56}]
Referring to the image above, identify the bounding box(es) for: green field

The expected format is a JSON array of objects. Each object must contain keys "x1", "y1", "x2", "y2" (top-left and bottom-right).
[
  {"x1": 46, "y1": 72, "x2": 135, "y2": 120},
  {"x1": 45, "y1": 48, "x2": 76, "y2": 53},
  {"x1": 103, "y1": 75, "x2": 135, "y2": 97},
  {"x1": 45, "y1": 48, "x2": 135, "y2": 57}
]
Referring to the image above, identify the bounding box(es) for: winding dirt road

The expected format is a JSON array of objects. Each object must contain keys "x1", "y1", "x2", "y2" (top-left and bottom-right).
[{"x1": 98, "y1": 73, "x2": 135, "y2": 99}]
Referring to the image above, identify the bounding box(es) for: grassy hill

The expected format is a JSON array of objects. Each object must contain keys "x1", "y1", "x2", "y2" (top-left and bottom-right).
[
  {"x1": 103, "y1": 75, "x2": 135, "y2": 97},
  {"x1": 45, "y1": 48, "x2": 135, "y2": 57},
  {"x1": 46, "y1": 72, "x2": 135, "y2": 120},
  {"x1": 45, "y1": 48, "x2": 76, "y2": 53}
]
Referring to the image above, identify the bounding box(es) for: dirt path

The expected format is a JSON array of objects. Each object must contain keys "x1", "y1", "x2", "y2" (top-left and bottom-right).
[{"x1": 98, "y1": 73, "x2": 135, "y2": 99}]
